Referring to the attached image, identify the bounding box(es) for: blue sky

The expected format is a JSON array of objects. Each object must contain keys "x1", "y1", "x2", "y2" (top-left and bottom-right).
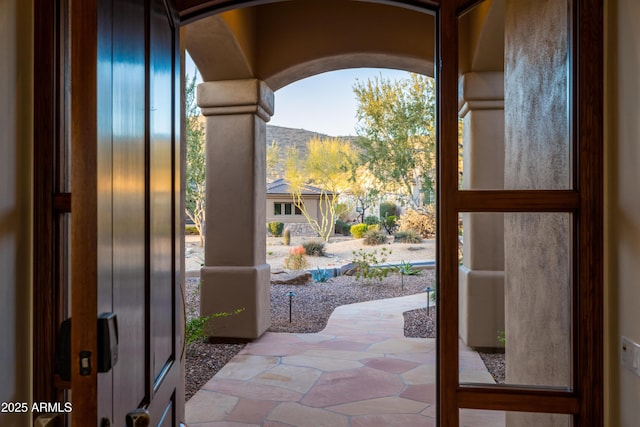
[{"x1": 186, "y1": 53, "x2": 412, "y2": 137}]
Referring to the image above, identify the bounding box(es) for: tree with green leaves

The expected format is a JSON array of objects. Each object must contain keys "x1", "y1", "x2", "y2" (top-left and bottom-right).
[
  {"x1": 266, "y1": 139, "x2": 281, "y2": 181},
  {"x1": 185, "y1": 74, "x2": 206, "y2": 246},
  {"x1": 353, "y1": 73, "x2": 436, "y2": 209},
  {"x1": 284, "y1": 137, "x2": 357, "y2": 242},
  {"x1": 347, "y1": 165, "x2": 383, "y2": 224}
]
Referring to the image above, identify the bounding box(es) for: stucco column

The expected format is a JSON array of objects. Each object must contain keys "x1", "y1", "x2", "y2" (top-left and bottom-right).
[
  {"x1": 197, "y1": 79, "x2": 274, "y2": 339},
  {"x1": 458, "y1": 72, "x2": 505, "y2": 349},
  {"x1": 504, "y1": 1, "x2": 571, "y2": 425}
]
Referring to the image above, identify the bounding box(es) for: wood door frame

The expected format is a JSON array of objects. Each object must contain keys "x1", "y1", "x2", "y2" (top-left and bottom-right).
[
  {"x1": 33, "y1": 0, "x2": 61, "y2": 409},
  {"x1": 438, "y1": 0, "x2": 603, "y2": 425},
  {"x1": 68, "y1": 0, "x2": 100, "y2": 424},
  {"x1": 33, "y1": 0, "x2": 73, "y2": 413}
]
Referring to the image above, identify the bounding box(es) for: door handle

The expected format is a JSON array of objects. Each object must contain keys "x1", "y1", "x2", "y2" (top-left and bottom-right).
[{"x1": 126, "y1": 408, "x2": 150, "y2": 427}]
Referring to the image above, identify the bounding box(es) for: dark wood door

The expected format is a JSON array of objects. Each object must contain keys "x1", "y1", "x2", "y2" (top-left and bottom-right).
[{"x1": 70, "y1": 0, "x2": 183, "y2": 425}]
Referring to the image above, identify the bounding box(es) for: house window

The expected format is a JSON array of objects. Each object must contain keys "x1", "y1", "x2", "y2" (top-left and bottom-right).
[{"x1": 274, "y1": 202, "x2": 302, "y2": 216}]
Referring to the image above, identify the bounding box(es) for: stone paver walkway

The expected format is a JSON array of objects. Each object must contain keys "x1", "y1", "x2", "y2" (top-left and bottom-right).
[{"x1": 185, "y1": 294, "x2": 504, "y2": 427}]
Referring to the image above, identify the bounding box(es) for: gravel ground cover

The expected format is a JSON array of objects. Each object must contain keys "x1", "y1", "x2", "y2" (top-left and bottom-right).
[{"x1": 184, "y1": 269, "x2": 505, "y2": 400}]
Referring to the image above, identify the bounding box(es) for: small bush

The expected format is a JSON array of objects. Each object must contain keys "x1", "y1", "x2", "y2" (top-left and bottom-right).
[
  {"x1": 283, "y1": 227, "x2": 291, "y2": 245},
  {"x1": 335, "y1": 219, "x2": 351, "y2": 236},
  {"x1": 394, "y1": 230, "x2": 423, "y2": 243},
  {"x1": 267, "y1": 221, "x2": 284, "y2": 237},
  {"x1": 363, "y1": 229, "x2": 387, "y2": 246},
  {"x1": 351, "y1": 247, "x2": 393, "y2": 283},
  {"x1": 303, "y1": 240, "x2": 326, "y2": 256},
  {"x1": 381, "y1": 215, "x2": 398, "y2": 235},
  {"x1": 284, "y1": 246, "x2": 308, "y2": 270},
  {"x1": 185, "y1": 308, "x2": 245, "y2": 345},
  {"x1": 350, "y1": 223, "x2": 369, "y2": 238},
  {"x1": 498, "y1": 330, "x2": 506, "y2": 347},
  {"x1": 398, "y1": 206, "x2": 436, "y2": 237},
  {"x1": 186, "y1": 316, "x2": 210, "y2": 345},
  {"x1": 335, "y1": 202, "x2": 351, "y2": 221},
  {"x1": 379, "y1": 201, "x2": 398, "y2": 219},
  {"x1": 185, "y1": 225, "x2": 199, "y2": 235},
  {"x1": 364, "y1": 215, "x2": 379, "y2": 226}
]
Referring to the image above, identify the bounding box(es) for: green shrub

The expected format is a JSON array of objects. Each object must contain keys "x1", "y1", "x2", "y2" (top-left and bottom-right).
[
  {"x1": 393, "y1": 230, "x2": 422, "y2": 243},
  {"x1": 351, "y1": 247, "x2": 393, "y2": 283},
  {"x1": 335, "y1": 219, "x2": 351, "y2": 236},
  {"x1": 381, "y1": 215, "x2": 398, "y2": 235},
  {"x1": 498, "y1": 330, "x2": 506, "y2": 347},
  {"x1": 302, "y1": 240, "x2": 326, "y2": 256},
  {"x1": 267, "y1": 221, "x2": 284, "y2": 237},
  {"x1": 186, "y1": 316, "x2": 210, "y2": 345},
  {"x1": 364, "y1": 215, "x2": 379, "y2": 226},
  {"x1": 185, "y1": 308, "x2": 245, "y2": 345},
  {"x1": 350, "y1": 223, "x2": 369, "y2": 238},
  {"x1": 379, "y1": 201, "x2": 398, "y2": 219},
  {"x1": 363, "y1": 229, "x2": 387, "y2": 246},
  {"x1": 283, "y1": 227, "x2": 291, "y2": 245},
  {"x1": 342, "y1": 224, "x2": 352, "y2": 236},
  {"x1": 398, "y1": 207, "x2": 436, "y2": 237},
  {"x1": 335, "y1": 202, "x2": 351, "y2": 221},
  {"x1": 185, "y1": 225, "x2": 199, "y2": 235}
]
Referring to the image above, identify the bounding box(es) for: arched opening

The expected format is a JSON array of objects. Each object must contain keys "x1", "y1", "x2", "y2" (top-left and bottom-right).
[{"x1": 185, "y1": 0, "x2": 436, "y2": 340}]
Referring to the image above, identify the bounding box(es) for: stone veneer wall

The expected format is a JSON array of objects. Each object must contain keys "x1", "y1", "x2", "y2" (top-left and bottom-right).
[
  {"x1": 504, "y1": 0, "x2": 571, "y2": 426},
  {"x1": 282, "y1": 223, "x2": 320, "y2": 237}
]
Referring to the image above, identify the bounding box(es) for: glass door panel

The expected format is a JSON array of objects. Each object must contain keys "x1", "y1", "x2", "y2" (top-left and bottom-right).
[
  {"x1": 458, "y1": 212, "x2": 573, "y2": 389},
  {"x1": 457, "y1": 0, "x2": 572, "y2": 191}
]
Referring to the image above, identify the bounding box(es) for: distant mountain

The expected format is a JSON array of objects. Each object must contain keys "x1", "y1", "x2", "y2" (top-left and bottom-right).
[
  {"x1": 266, "y1": 125, "x2": 358, "y2": 180},
  {"x1": 266, "y1": 125, "x2": 331, "y2": 150}
]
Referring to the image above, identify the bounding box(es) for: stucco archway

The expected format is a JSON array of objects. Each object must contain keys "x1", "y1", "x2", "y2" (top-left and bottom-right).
[{"x1": 186, "y1": 0, "x2": 438, "y2": 339}]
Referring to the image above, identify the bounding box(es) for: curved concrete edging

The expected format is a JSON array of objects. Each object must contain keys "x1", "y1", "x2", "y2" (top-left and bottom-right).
[
  {"x1": 308, "y1": 260, "x2": 436, "y2": 278},
  {"x1": 186, "y1": 260, "x2": 436, "y2": 280}
]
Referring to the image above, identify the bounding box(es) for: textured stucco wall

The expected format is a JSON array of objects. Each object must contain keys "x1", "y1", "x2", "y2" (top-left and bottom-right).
[
  {"x1": 504, "y1": 1, "x2": 571, "y2": 426},
  {"x1": 504, "y1": 0, "x2": 570, "y2": 191},
  {"x1": 605, "y1": 0, "x2": 640, "y2": 425},
  {"x1": 186, "y1": 0, "x2": 435, "y2": 90},
  {"x1": 0, "y1": 1, "x2": 33, "y2": 426}
]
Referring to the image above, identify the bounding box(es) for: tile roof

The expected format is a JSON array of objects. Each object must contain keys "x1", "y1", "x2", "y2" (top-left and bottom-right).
[{"x1": 266, "y1": 178, "x2": 330, "y2": 196}]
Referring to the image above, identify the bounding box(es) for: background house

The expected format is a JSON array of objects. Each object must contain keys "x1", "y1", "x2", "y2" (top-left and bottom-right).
[{"x1": 266, "y1": 178, "x2": 329, "y2": 236}]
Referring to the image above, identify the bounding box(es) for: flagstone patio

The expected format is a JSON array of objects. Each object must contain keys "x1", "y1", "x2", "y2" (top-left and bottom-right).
[{"x1": 185, "y1": 293, "x2": 504, "y2": 426}]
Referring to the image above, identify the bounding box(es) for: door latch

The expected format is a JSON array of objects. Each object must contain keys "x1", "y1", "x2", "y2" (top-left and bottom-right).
[{"x1": 126, "y1": 408, "x2": 151, "y2": 427}]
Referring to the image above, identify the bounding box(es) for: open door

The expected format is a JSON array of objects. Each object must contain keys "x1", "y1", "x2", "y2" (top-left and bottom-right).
[
  {"x1": 438, "y1": 0, "x2": 603, "y2": 425},
  {"x1": 69, "y1": 0, "x2": 184, "y2": 425}
]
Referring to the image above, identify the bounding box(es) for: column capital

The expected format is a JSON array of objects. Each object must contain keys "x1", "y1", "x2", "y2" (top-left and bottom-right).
[
  {"x1": 458, "y1": 71, "x2": 504, "y2": 117},
  {"x1": 197, "y1": 79, "x2": 275, "y2": 122}
]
